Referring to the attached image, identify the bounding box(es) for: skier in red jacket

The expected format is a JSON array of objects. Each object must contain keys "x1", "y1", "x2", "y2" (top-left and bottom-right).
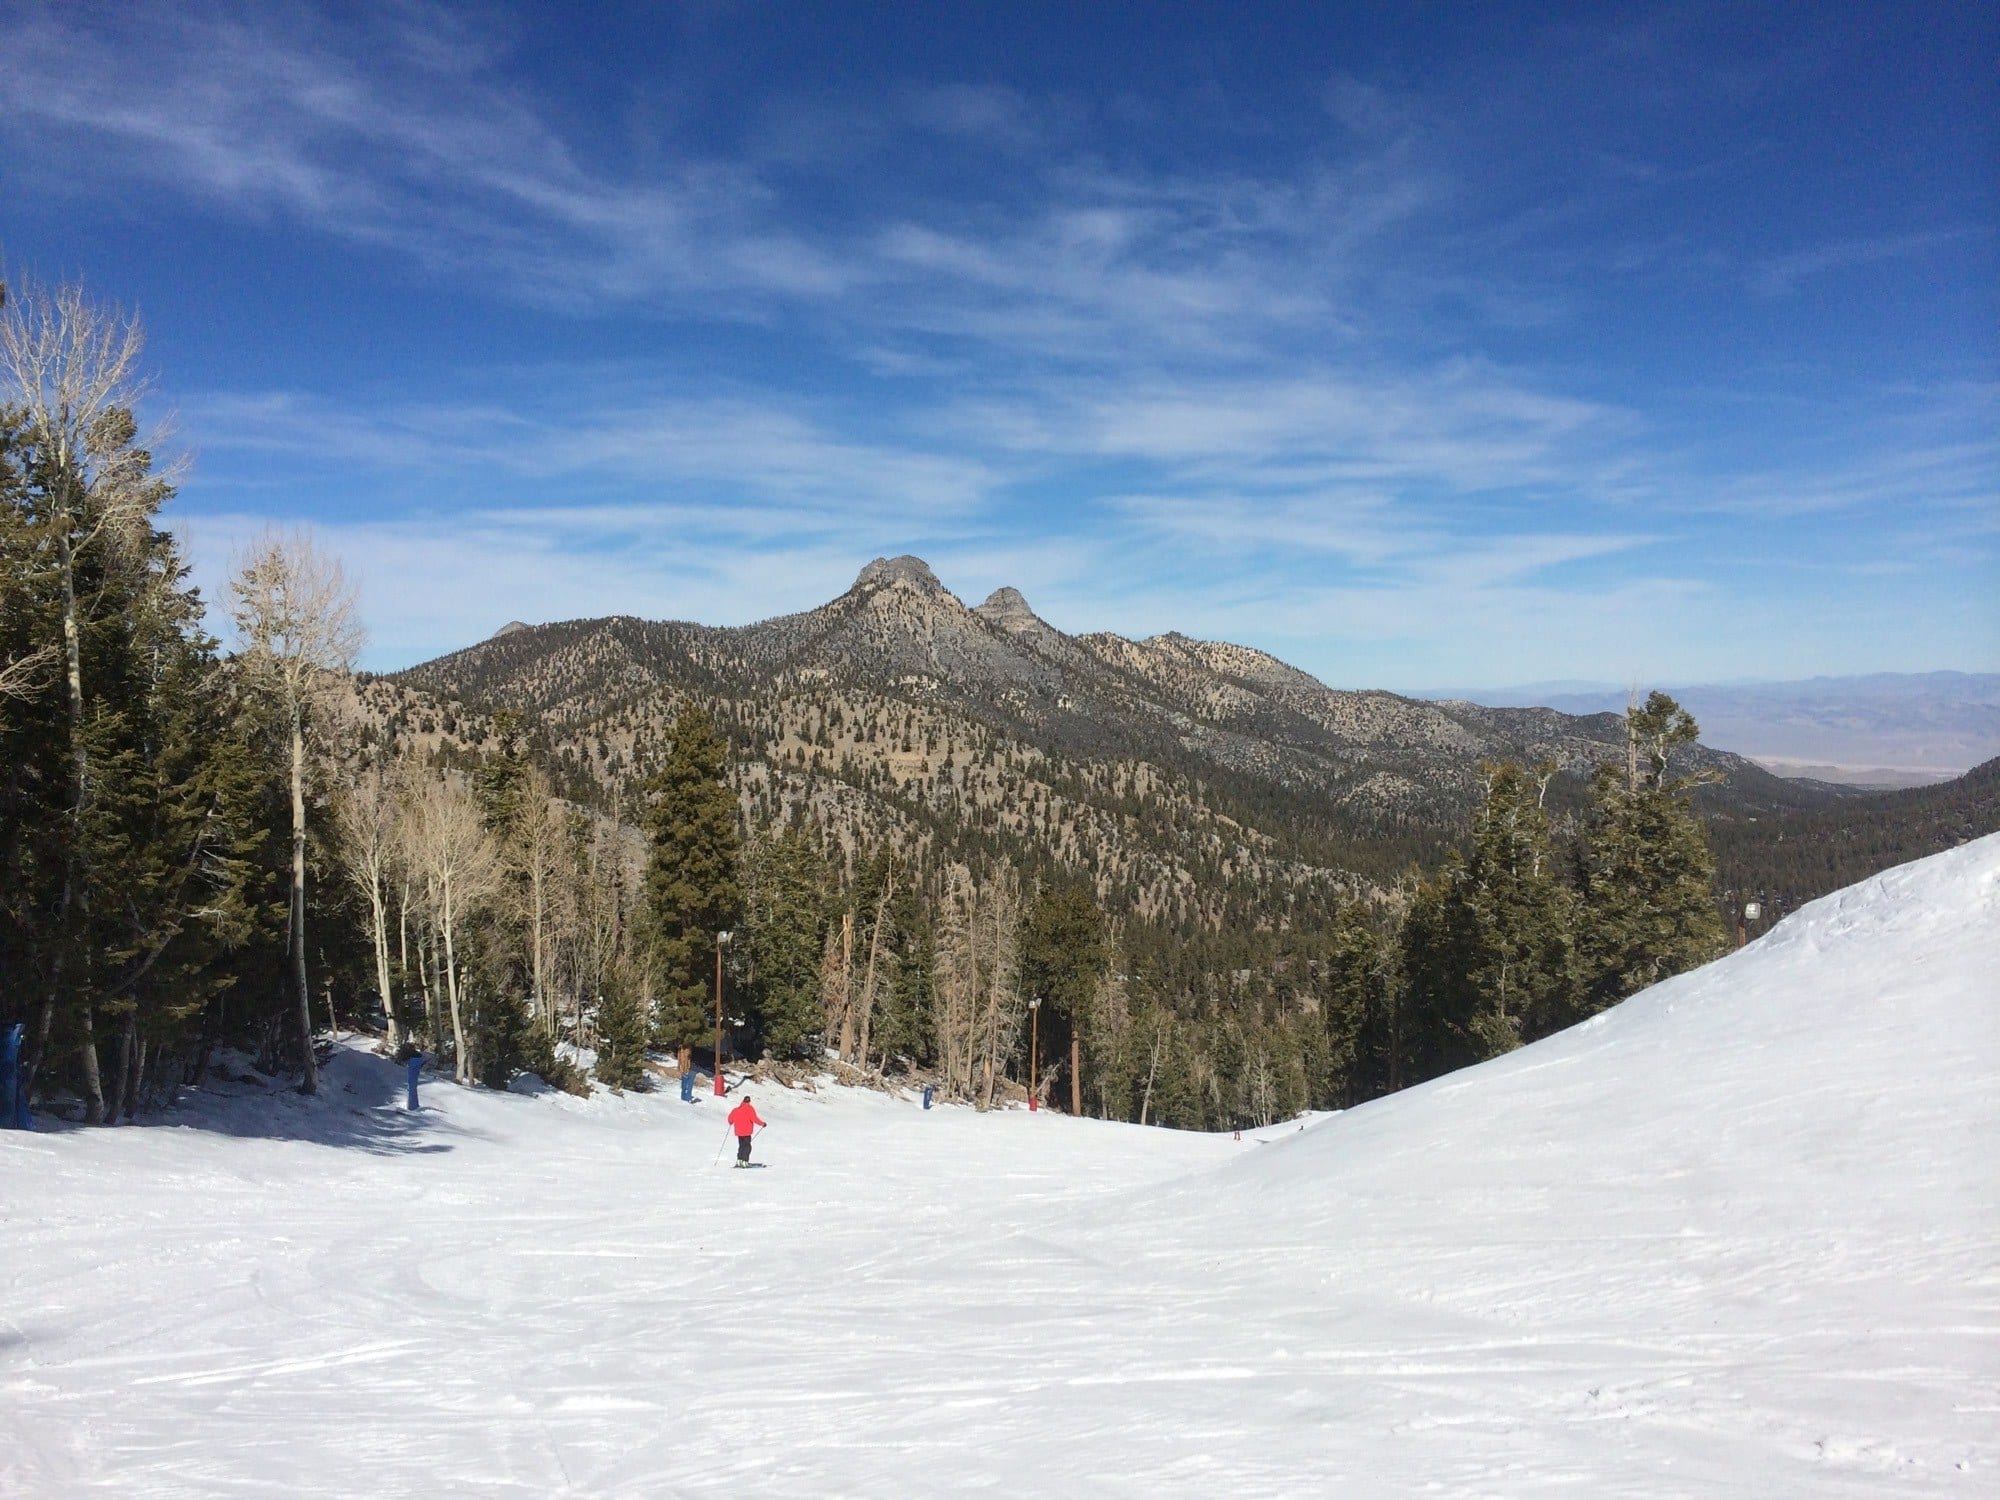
[{"x1": 728, "y1": 1096, "x2": 766, "y2": 1167}]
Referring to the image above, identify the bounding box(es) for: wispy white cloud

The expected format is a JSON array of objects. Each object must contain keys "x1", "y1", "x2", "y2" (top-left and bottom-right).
[
  {"x1": 181, "y1": 385, "x2": 1000, "y2": 518},
  {"x1": 10, "y1": 1, "x2": 1988, "y2": 688},
  {"x1": 0, "y1": 1, "x2": 848, "y2": 309},
  {"x1": 940, "y1": 364, "x2": 1637, "y2": 502},
  {"x1": 0, "y1": 2, "x2": 1443, "y2": 358},
  {"x1": 1749, "y1": 228, "x2": 1986, "y2": 297}
]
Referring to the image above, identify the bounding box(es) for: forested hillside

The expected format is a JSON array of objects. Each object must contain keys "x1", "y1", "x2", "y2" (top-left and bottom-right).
[
  {"x1": 1709, "y1": 756, "x2": 2000, "y2": 921},
  {"x1": 385, "y1": 553, "x2": 1833, "y2": 909}
]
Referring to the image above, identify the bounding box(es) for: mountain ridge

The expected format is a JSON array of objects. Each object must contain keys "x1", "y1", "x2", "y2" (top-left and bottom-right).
[{"x1": 377, "y1": 556, "x2": 1839, "y2": 921}]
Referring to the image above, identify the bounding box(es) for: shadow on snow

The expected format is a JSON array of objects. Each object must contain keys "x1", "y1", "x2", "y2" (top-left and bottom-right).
[{"x1": 39, "y1": 1045, "x2": 481, "y2": 1156}]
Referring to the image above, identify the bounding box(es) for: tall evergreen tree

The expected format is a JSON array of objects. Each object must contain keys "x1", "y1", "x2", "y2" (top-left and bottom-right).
[
  {"x1": 593, "y1": 970, "x2": 650, "y2": 1090},
  {"x1": 1394, "y1": 865, "x2": 1484, "y2": 1079},
  {"x1": 467, "y1": 712, "x2": 558, "y2": 1084},
  {"x1": 1318, "y1": 902, "x2": 1385, "y2": 1106},
  {"x1": 1460, "y1": 761, "x2": 1575, "y2": 1052},
  {"x1": 1395, "y1": 762, "x2": 1577, "y2": 1075},
  {"x1": 1574, "y1": 693, "x2": 1727, "y2": 1015},
  {"x1": 1019, "y1": 880, "x2": 1106, "y2": 1112},
  {"x1": 79, "y1": 545, "x2": 272, "y2": 1118},
  {"x1": 740, "y1": 823, "x2": 829, "y2": 1060},
  {"x1": 642, "y1": 704, "x2": 741, "y2": 1051},
  {"x1": 872, "y1": 877, "x2": 935, "y2": 1070},
  {"x1": 0, "y1": 276, "x2": 288, "y2": 1119},
  {"x1": 1, "y1": 275, "x2": 170, "y2": 1115}
]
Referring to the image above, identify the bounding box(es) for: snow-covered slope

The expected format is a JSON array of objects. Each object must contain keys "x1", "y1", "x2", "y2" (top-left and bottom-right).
[{"x1": 3, "y1": 837, "x2": 1996, "y2": 1497}]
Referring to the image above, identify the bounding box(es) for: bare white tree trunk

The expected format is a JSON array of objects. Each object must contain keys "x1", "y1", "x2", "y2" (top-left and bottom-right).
[
  {"x1": 853, "y1": 864, "x2": 892, "y2": 1069},
  {"x1": 833, "y1": 910, "x2": 856, "y2": 1061},
  {"x1": 403, "y1": 773, "x2": 502, "y2": 1084},
  {"x1": 931, "y1": 864, "x2": 979, "y2": 1100},
  {"x1": 230, "y1": 530, "x2": 363, "y2": 1094},
  {"x1": 289, "y1": 708, "x2": 316, "y2": 1091},
  {"x1": 441, "y1": 880, "x2": 468, "y2": 1083},
  {"x1": 335, "y1": 763, "x2": 402, "y2": 1048},
  {"x1": 976, "y1": 867, "x2": 1020, "y2": 1112},
  {"x1": 1139, "y1": 1019, "x2": 1167, "y2": 1128}
]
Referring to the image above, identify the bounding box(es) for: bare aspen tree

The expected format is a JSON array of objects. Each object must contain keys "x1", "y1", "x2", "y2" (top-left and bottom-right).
[
  {"x1": 1093, "y1": 960, "x2": 1129, "y2": 1119},
  {"x1": 547, "y1": 813, "x2": 597, "y2": 1048},
  {"x1": 975, "y1": 866, "x2": 1021, "y2": 1111},
  {"x1": 1248, "y1": 1049, "x2": 1277, "y2": 1127},
  {"x1": 403, "y1": 772, "x2": 503, "y2": 1083},
  {"x1": 334, "y1": 760, "x2": 404, "y2": 1049},
  {"x1": 496, "y1": 763, "x2": 569, "y2": 1036},
  {"x1": 852, "y1": 859, "x2": 894, "y2": 1069},
  {"x1": 231, "y1": 529, "x2": 363, "y2": 1094},
  {"x1": 541, "y1": 828, "x2": 586, "y2": 1047},
  {"x1": 1139, "y1": 1014, "x2": 1169, "y2": 1127},
  {"x1": 522, "y1": 783, "x2": 584, "y2": 1045},
  {"x1": 397, "y1": 870, "x2": 426, "y2": 1042},
  {"x1": 1, "y1": 274, "x2": 173, "y2": 1118},
  {"x1": 933, "y1": 863, "x2": 980, "y2": 1099},
  {"x1": 573, "y1": 809, "x2": 634, "y2": 1049},
  {"x1": 937, "y1": 862, "x2": 1024, "y2": 1109},
  {"x1": 824, "y1": 910, "x2": 855, "y2": 1059}
]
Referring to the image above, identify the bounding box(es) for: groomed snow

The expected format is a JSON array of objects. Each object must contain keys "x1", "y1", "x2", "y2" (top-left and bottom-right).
[{"x1": 4, "y1": 836, "x2": 1997, "y2": 1497}]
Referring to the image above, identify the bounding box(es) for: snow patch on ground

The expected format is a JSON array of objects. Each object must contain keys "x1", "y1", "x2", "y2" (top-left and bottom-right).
[{"x1": 3, "y1": 836, "x2": 1997, "y2": 1496}]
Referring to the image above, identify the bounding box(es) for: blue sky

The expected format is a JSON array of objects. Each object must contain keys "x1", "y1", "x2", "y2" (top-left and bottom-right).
[{"x1": 2, "y1": 0, "x2": 1993, "y2": 688}]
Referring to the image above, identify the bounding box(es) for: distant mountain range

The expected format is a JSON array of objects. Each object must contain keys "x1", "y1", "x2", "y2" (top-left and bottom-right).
[
  {"x1": 372, "y1": 556, "x2": 1840, "y2": 923},
  {"x1": 1423, "y1": 672, "x2": 2000, "y2": 786}
]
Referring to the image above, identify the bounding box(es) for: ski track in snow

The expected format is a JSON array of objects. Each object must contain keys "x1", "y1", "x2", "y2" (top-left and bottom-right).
[{"x1": 4, "y1": 835, "x2": 1999, "y2": 1497}]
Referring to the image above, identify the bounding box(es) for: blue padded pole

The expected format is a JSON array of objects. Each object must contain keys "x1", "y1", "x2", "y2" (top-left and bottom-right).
[{"x1": 1, "y1": 1023, "x2": 26, "y2": 1129}]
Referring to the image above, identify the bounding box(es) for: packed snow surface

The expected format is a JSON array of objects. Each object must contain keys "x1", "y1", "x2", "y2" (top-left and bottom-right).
[{"x1": 5, "y1": 838, "x2": 1998, "y2": 1497}]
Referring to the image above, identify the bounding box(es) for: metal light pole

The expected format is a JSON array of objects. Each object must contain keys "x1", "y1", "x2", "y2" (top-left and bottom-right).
[
  {"x1": 713, "y1": 930, "x2": 733, "y2": 1096},
  {"x1": 1028, "y1": 996, "x2": 1042, "y2": 1112}
]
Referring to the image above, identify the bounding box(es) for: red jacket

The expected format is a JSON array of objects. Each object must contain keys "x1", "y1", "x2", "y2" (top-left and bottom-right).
[{"x1": 728, "y1": 1100, "x2": 766, "y2": 1137}]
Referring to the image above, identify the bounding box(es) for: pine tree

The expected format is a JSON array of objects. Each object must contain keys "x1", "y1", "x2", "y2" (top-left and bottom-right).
[
  {"x1": 85, "y1": 546, "x2": 273, "y2": 1117},
  {"x1": 1394, "y1": 865, "x2": 1483, "y2": 1079},
  {"x1": 741, "y1": 823, "x2": 829, "y2": 1060},
  {"x1": 0, "y1": 277, "x2": 297, "y2": 1119},
  {"x1": 1392, "y1": 762, "x2": 1578, "y2": 1075},
  {"x1": 872, "y1": 877, "x2": 935, "y2": 1070},
  {"x1": 1574, "y1": 693, "x2": 1728, "y2": 1017},
  {"x1": 592, "y1": 971, "x2": 650, "y2": 1090},
  {"x1": 1, "y1": 276, "x2": 172, "y2": 1116},
  {"x1": 1317, "y1": 902, "x2": 1383, "y2": 1106},
  {"x1": 1019, "y1": 880, "x2": 1106, "y2": 1112},
  {"x1": 641, "y1": 705, "x2": 741, "y2": 1050},
  {"x1": 1460, "y1": 761, "x2": 1575, "y2": 1052}
]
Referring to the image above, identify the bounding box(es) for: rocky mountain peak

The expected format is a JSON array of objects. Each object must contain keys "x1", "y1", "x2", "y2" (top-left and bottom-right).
[
  {"x1": 492, "y1": 620, "x2": 531, "y2": 639},
  {"x1": 853, "y1": 555, "x2": 944, "y2": 593},
  {"x1": 974, "y1": 586, "x2": 1040, "y2": 633}
]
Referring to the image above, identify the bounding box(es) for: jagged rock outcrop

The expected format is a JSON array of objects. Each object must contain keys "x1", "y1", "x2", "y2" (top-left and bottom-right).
[
  {"x1": 975, "y1": 587, "x2": 1038, "y2": 632},
  {"x1": 854, "y1": 555, "x2": 944, "y2": 592}
]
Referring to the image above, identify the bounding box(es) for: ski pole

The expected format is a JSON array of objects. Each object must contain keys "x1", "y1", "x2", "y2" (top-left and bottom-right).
[{"x1": 712, "y1": 1125, "x2": 732, "y2": 1166}]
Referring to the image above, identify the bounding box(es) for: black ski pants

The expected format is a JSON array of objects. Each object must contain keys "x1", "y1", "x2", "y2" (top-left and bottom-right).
[{"x1": 736, "y1": 1133, "x2": 753, "y2": 1164}]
